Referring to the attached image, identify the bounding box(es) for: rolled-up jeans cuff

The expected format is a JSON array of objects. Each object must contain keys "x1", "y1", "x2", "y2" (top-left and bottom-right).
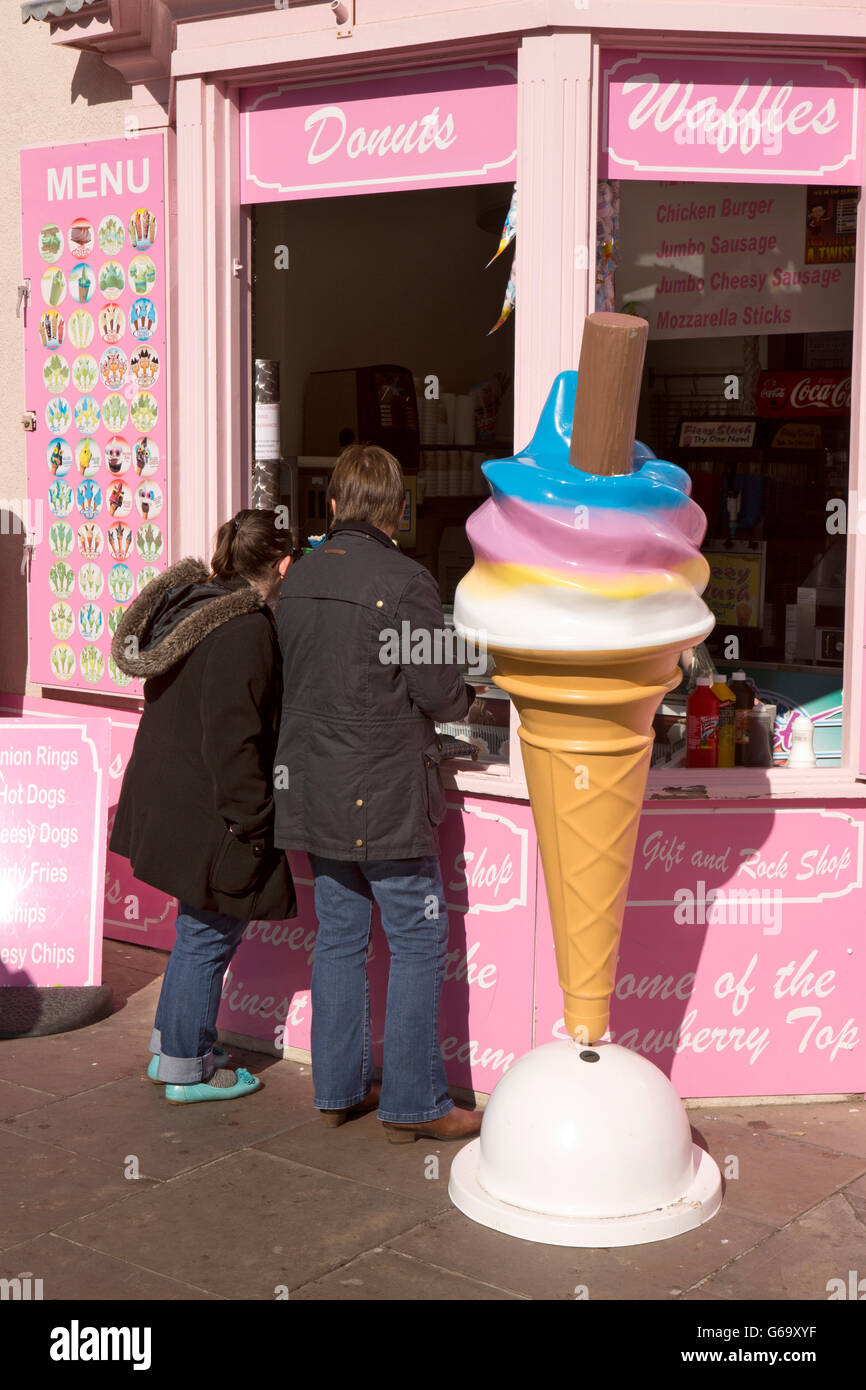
[
  {"x1": 149, "y1": 1026, "x2": 216, "y2": 1084},
  {"x1": 378, "y1": 1100, "x2": 454, "y2": 1124}
]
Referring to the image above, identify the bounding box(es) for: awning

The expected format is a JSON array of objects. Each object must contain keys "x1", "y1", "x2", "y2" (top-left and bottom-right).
[{"x1": 22, "y1": 0, "x2": 101, "y2": 20}]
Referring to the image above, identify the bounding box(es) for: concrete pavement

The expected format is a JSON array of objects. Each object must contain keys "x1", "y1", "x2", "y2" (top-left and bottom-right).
[{"x1": 1, "y1": 940, "x2": 864, "y2": 1302}]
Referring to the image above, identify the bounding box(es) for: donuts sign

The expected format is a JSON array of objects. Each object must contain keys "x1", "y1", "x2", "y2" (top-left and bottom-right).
[{"x1": 240, "y1": 59, "x2": 517, "y2": 202}]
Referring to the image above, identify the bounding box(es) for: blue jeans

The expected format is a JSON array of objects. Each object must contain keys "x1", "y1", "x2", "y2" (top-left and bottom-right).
[
  {"x1": 308, "y1": 854, "x2": 454, "y2": 1123},
  {"x1": 149, "y1": 901, "x2": 247, "y2": 1083}
]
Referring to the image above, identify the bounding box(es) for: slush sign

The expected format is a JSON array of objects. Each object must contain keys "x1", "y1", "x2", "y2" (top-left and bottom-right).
[{"x1": 600, "y1": 52, "x2": 865, "y2": 185}]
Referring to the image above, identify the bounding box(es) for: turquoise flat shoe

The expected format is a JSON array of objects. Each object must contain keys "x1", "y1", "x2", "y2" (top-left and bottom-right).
[
  {"x1": 145, "y1": 1044, "x2": 230, "y2": 1084},
  {"x1": 165, "y1": 1067, "x2": 261, "y2": 1104}
]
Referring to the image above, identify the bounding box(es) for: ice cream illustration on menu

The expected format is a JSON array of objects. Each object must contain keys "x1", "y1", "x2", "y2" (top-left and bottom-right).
[
  {"x1": 128, "y1": 207, "x2": 157, "y2": 250},
  {"x1": 455, "y1": 314, "x2": 714, "y2": 1043}
]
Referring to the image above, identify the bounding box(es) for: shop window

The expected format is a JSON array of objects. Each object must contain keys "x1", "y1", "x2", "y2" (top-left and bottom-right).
[
  {"x1": 251, "y1": 183, "x2": 516, "y2": 770},
  {"x1": 610, "y1": 180, "x2": 855, "y2": 773}
]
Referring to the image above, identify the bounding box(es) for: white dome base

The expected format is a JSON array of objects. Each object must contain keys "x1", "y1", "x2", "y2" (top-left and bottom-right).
[{"x1": 448, "y1": 1041, "x2": 723, "y2": 1248}]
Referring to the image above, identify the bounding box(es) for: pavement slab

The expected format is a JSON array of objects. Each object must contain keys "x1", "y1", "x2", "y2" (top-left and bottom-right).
[
  {"x1": 0, "y1": 1127, "x2": 159, "y2": 1252},
  {"x1": 0, "y1": 979, "x2": 163, "y2": 1098},
  {"x1": 386, "y1": 1202, "x2": 775, "y2": 1301},
  {"x1": 58, "y1": 1148, "x2": 436, "y2": 1299},
  {"x1": 690, "y1": 1119, "x2": 866, "y2": 1226},
  {"x1": 690, "y1": 1102, "x2": 866, "y2": 1160},
  {"x1": 0, "y1": 1077, "x2": 58, "y2": 1120},
  {"x1": 682, "y1": 1190, "x2": 866, "y2": 1301},
  {"x1": 291, "y1": 1246, "x2": 526, "y2": 1300},
  {"x1": 254, "y1": 1109, "x2": 465, "y2": 1211},
  {"x1": 844, "y1": 1171, "x2": 866, "y2": 1221},
  {"x1": 0, "y1": 1232, "x2": 220, "y2": 1301},
  {"x1": 2, "y1": 1064, "x2": 318, "y2": 1181}
]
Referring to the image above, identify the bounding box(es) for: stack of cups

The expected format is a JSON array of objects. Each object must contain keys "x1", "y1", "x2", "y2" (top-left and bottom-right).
[
  {"x1": 447, "y1": 451, "x2": 461, "y2": 496},
  {"x1": 454, "y1": 395, "x2": 476, "y2": 447},
  {"x1": 460, "y1": 450, "x2": 474, "y2": 494},
  {"x1": 441, "y1": 393, "x2": 457, "y2": 444},
  {"x1": 427, "y1": 453, "x2": 443, "y2": 497},
  {"x1": 418, "y1": 397, "x2": 440, "y2": 448}
]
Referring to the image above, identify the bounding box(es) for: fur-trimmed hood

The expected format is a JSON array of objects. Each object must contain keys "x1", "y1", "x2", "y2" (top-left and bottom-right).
[{"x1": 111, "y1": 557, "x2": 269, "y2": 680}]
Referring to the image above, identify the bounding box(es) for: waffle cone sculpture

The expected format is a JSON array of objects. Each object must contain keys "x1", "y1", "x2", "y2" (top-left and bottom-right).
[
  {"x1": 492, "y1": 644, "x2": 684, "y2": 1041},
  {"x1": 455, "y1": 314, "x2": 714, "y2": 1043}
]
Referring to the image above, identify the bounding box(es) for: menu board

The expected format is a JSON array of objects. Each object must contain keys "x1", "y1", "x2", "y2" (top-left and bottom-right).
[
  {"x1": 678, "y1": 420, "x2": 757, "y2": 449},
  {"x1": 21, "y1": 135, "x2": 168, "y2": 695},
  {"x1": 617, "y1": 182, "x2": 855, "y2": 340},
  {"x1": 804, "y1": 186, "x2": 857, "y2": 265},
  {"x1": 0, "y1": 718, "x2": 109, "y2": 987},
  {"x1": 703, "y1": 543, "x2": 765, "y2": 628}
]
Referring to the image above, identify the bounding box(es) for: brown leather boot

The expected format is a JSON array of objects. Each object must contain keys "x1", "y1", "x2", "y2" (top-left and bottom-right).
[
  {"x1": 319, "y1": 1082, "x2": 381, "y2": 1128},
  {"x1": 382, "y1": 1106, "x2": 484, "y2": 1144}
]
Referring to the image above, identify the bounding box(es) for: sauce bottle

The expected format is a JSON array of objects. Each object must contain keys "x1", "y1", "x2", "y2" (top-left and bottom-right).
[
  {"x1": 712, "y1": 679, "x2": 736, "y2": 768},
  {"x1": 787, "y1": 714, "x2": 817, "y2": 768},
  {"x1": 686, "y1": 676, "x2": 720, "y2": 768},
  {"x1": 729, "y1": 670, "x2": 754, "y2": 766}
]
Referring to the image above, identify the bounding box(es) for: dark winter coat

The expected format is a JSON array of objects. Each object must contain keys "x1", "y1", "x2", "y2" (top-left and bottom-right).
[
  {"x1": 273, "y1": 521, "x2": 473, "y2": 861},
  {"x1": 109, "y1": 557, "x2": 296, "y2": 922}
]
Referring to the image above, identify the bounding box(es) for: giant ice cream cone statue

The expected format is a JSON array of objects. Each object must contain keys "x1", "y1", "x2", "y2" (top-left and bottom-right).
[
  {"x1": 448, "y1": 315, "x2": 722, "y2": 1247},
  {"x1": 493, "y1": 645, "x2": 685, "y2": 1041},
  {"x1": 455, "y1": 314, "x2": 713, "y2": 1042}
]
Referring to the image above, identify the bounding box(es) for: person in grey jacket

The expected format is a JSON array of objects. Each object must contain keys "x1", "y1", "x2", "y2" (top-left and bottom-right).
[{"x1": 274, "y1": 444, "x2": 482, "y2": 1143}]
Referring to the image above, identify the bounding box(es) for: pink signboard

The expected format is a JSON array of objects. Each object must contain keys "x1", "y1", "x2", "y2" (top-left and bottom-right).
[
  {"x1": 0, "y1": 716, "x2": 109, "y2": 988},
  {"x1": 0, "y1": 694, "x2": 177, "y2": 953},
  {"x1": 600, "y1": 52, "x2": 865, "y2": 185},
  {"x1": 535, "y1": 805, "x2": 864, "y2": 1096},
  {"x1": 21, "y1": 134, "x2": 169, "y2": 696},
  {"x1": 219, "y1": 797, "x2": 537, "y2": 1096},
  {"x1": 239, "y1": 59, "x2": 517, "y2": 203}
]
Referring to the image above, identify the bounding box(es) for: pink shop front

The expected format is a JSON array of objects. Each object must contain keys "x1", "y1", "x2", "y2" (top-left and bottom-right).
[{"x1": 14, "y1": 10, "x2": 866, "y2": 1099}]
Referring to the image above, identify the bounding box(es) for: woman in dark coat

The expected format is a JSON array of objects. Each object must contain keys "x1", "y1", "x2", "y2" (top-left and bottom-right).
[{"x1": 110, "y1": 510, "x2": 296, "y2": 1103}]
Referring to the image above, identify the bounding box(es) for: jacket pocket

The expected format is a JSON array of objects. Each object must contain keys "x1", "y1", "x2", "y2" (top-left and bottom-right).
[
  {"x1": 423, "y1": 743, "x2": 448, "y2": 827},
  {"x1": 210, "y1": 826, "x2": 268, "y2": 896}
]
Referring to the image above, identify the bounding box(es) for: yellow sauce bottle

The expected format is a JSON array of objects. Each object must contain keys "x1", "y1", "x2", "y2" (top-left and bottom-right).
[{"x1": 712, "y1": 681, "x2": 736, "y2": 768}]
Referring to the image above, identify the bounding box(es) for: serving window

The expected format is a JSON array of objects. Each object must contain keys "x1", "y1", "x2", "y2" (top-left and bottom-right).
[
  {"x1": 609, "y1": 177, "x2": 855, "y2": 777},
  {"x1": 250, "y1": 182, "x2": 517, "y2": 780}
]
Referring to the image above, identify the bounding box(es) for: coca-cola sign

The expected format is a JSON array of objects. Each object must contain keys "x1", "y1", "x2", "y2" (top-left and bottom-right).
[
  {"x1": 600, "y1": 52, "x2": 864, "y2": 185},
  {"x1": 757, "y1": 371, "x2": 852, "y2": 416}
]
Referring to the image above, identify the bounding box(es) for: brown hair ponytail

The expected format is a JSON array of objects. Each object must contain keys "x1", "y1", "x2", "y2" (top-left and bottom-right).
[{"x1": 211, "y1": 509, "x2": 290, "y2": 583}]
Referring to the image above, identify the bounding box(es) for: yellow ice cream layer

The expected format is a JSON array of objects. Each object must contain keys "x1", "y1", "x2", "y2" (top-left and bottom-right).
[{"x1": 463, "y1": 557, "x2": 710, "y2": 600}]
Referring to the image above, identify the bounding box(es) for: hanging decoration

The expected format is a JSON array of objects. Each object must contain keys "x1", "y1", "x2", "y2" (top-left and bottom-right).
[
  {"x1": 488, "y1": 182, "x2": 517, "y2": 335},
  {"x1": 486, "y1": 184, "x2": 517, "y2": 267},
  {"x1": 489, "y1": 255, "x2": 516, "y2": 335},
  {"x1": 595, "y1": 179, "x2": 620, "y2": 311}
]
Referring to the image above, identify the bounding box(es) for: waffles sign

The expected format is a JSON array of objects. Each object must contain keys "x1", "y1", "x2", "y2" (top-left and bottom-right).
[{"x1": 601, "y1": 52, "x2": 865, "y2": 184}]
